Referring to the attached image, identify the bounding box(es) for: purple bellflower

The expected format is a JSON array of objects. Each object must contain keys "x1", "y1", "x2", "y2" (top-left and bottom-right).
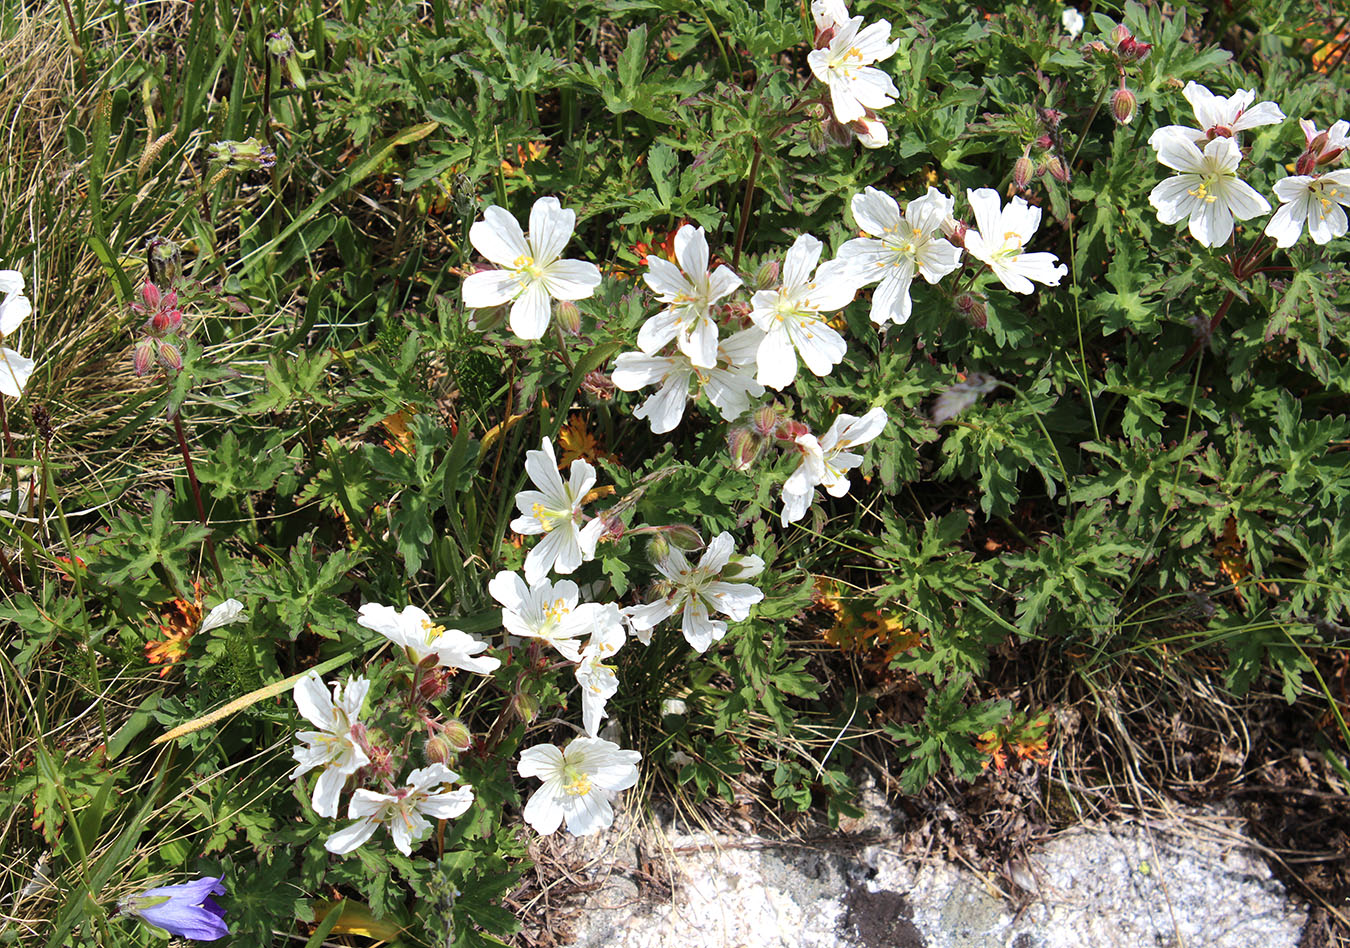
[{"x1": 121, "y1": 875, "x2": 230, "y2": 941}]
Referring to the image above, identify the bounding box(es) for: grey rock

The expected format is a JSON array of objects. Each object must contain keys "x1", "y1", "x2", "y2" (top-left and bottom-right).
[{"x1": 553, "y1": 800, "x2": 1306, "y2": 948}]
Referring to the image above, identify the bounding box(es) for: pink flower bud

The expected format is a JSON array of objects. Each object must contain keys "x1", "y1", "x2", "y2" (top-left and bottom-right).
[
  {"x1": 418, "y1": 667, "x2": 451, "y2": 702},
  {"x1": 776, "y1": 419, "x2": 810, "y2": 441},
  {"x1": 1111, "y1": 86, "x2": 1137, "y2": 125},
  {"x1": 1046, "y1": 156, "x2": 1071, "y2": 183},
  {"x1": 157, "y1": 341, "x2": 183, "y2": 372},
  {"x1": 1295, "y1": 152, "x2": 1317, "y2": 176},
  {"x1": 133, "y1": 339, "x2": 156, "y2": 377},
  {"x1": 140, "y1": 280, "x2": 161, "y2": 309},
  {"x1": 1118, "y1": 37, "x2": 1152, "y2": 62},
  {"x1": 942, "y1": 217, "x2": 967, "y2": 248},
  {"x1": 1013, "y1": 155, "x2": 1034, "y2": 189},
  {"x1": 1111, "y1": 24, "x2": 1133, "y2": 46}
]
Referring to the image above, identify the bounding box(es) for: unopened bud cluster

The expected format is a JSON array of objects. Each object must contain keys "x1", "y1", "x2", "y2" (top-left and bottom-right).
[
  {"x1": 208, "y1": 137, "x2": 277, "y2": 173},
  {"x1": 129, "y1": 279, "x2": 185, "y2": 377}
]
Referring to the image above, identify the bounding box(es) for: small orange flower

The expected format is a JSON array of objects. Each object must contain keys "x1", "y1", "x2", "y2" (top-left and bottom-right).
[{"x1": 145, "y1": 583, "x2": 204, "y2": 677}]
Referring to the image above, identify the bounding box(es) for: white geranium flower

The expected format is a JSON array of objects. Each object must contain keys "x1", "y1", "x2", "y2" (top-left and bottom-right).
[
  {"x1": 748, "y1": 234, "x2": 855, "y2": 390},
  {"x1": 1147, "y1": 129, "x2": 1271, "y2": 248},
  {"x1": 612, "y1": 328, "x2": 764, "y2": 434},
  {"x1": 517, "y1": 737, "x2": 641, "y2": 837},
  {"x1": 291, "y1": 672, "x2": 371, "y2": 819},
  {"x1": 963, "y1": 188, "x2": 1068, "y2": 293},
  {"x1": 357, "y1": 603, "x2": 501, "y2": 674},
  {"x1": 1265, "y1": 170, "x2": 1350, "y2": 247},
  {"x1": 1298, "y1": 118, "x2": 1349, "y2": 169},
  {"x1": 807, "y1": 15, "x2": 900, "y2": 125},
  {"x1": 639, "y1": 225, "x2": 742, "y2": 369},
  {"x1": 462, "y1": 197, "x2": 602, "y2": 340},
  {"x1": 853, "y1": 116, "x2": 889, "y2": 150},
  {"x1": 325, "y1": 764, "x2": 474, "y2": 856},
  {"x1": 1155, "y1": 81, "x2": 1285, "y2": 147},
  {"x1": 836, "y1": 186, "x2": 963, "y2": 326},
  {"x1": 1061, "y1": 7, "x2": 1084, "y2": 37},
  {"x1": 575, "y1": 603, "x2": 626, "y2": 737},
  {"x1": 488, "y1": 571, "x2": 608, "y2": 662},
  {"x1": 780, "y1": 408, "x2": 888, "y2": 526},
  {"x1": 198, "y1": 598, "x2": 246, "y2": 634},
  {"x1": 626, "y1": 531, "x2": 765, "y2": 653},
  {"x1": 509, "y1": 437, "x2": 605, "y2": 584},
  {"x1": 0, "y1": 272, "x2": 34, "y2": 399}
]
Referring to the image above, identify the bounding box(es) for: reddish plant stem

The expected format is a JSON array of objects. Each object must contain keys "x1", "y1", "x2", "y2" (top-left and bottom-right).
[{"x1": 731, "y1": 140, "x2": 763, "y2": 272}]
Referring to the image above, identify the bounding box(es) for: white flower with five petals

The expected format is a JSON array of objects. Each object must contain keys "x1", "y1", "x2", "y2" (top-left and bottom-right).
[
  {"x1": 488, "y1": 571, "x2": 607, "y2": 662},
  {"x1": 639, "y1": 225, "x2": 743, "y2": 369},
  {"x1": 462, "y1": 197, "x2": 602, "y2": 340},
  {"x1": 517, "y1": 737, "x2": 641, "y2": 837},
  {"x1": 612, "y1": 328, "x2": 765, "y2": 434},
  {"x1": 510, "y1": 437, "x2": 605, "y2": 584},
  {"x1": 807, "y1": 15, "x2": 900, "y2": 125},
  {"x1": 0, "y1": 270, "x2": 34, "y2": 399},
  {"x1": 357, "y1": 603, "x2": 501, "y2": 674},
  {"x1": 1264, "y1": 170, "x2": 1350, "y2": 247},
  {"x1": 963, "y1": 189, "x2": 1068, "y2": 293},
  {"x1": 781, "y1": 408, "x2": 888, "y2": 526},
  {"x1": 324, "y1": 764, "x2": 474, "y2": 856},
  {"x1": 1154, "y1": 81, "x2": 1285, "y2": 147},
  {"x1": 575, "y1": 604, "x2": 627, "y2": 737},
  {"x1": 626, "y1": 531, "x2": 765, "y2": 653},
  {"x1": 748, "y1": 234, "x2": 856, "y2": 390},
  {"x1": 290, "y1": 672, "x2": 371, "y2": 819},
  {"x1": 835, "y1": 186, "x2": 963, "y2": 325},
  {"x1": 1147, "y1": 129, "x2": 1271, "y2": 247}
]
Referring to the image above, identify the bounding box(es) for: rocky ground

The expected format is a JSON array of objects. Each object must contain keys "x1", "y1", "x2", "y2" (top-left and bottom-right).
[{"x1": 514, "y1": 784, "x2": 1311, "y2": 948}]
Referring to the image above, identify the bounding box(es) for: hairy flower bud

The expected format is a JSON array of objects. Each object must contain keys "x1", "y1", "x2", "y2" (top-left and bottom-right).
[
  {"x1": 140, "y1": 280, "x2": 161, "y2": 311},
  {"x1": 1046, "y1": 156, "x2": 1071, "y2": 183},
  {"x1": 954, "y1": 293, "x2": 987, "y2": 329},
  {"x1": 418, "y1": 667, "x2": 451, "y2": 702},
  {"x1": 1110, "y1": 24, "x2": 1133, "y2": 46},
  {"x1": 440, "y1": 718, "x2": 472, "y2": 752},
  {"x1": 1012, "y1": 155, "x2": 1034, "y2": 189},
  {"x1": 753, "y1": 258, "x2": 781, "y2": 291},
  {"x1": 752, "y1": 403, "x2": 781, "y2": 436},
  {"x1": 555, "y1": 300, "x2": 582, "y2": 336},
  {"x1": 511, "y1": 692, "x2": 539, "y2": 724},
  {"x1": 466, "y1": 304, "x2": 507, "y2": 334},
  {"x1": 1083, "y1": 40, "x2": 1111, "y2": 58},
  {"x1": 1111, "y1": 86, "x2": 1137, "y2": 125},
  {"x1": 727, "y1": 426, "x2": 764, "y2": 471},
  {"x1": 646, "y1": 534, "x2": 671, "y2": 566},
  {"x1": 423, "y1": 734, "x2": 453, "y2": 765},
  {"x1": 146, "y1": 236, "x2": 182, "y2": 287},
  {"x1": 133, "y1": 338, "x2": 156, "y2": 377},
  {"x1": 157, "y1": 341, "x2": 183, "y2": 372},
  {"x1": 662, "y1": 523, "x2": 704, "y2": 552}
]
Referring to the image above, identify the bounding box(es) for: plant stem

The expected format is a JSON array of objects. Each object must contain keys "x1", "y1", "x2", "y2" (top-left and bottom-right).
[
  {"x1": 0, "y1": 397, "x2": 12, "y2": 458},
  {"x1": 731, "y1": 140, "x2": 762, "y2": 272},
  {"x1": 173, "y1": 412, "x2": 224, "y2": 584}
]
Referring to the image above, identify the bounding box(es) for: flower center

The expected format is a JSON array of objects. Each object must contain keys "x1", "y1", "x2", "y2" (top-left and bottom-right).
[
  {"x1": 561, "y1": 764, "x2": 592, "y2": 796},
  {"x1": 1186, "y1": 177, "x2": 1220, "y2": 204},
  {"x1": 512, "y1": 254, "x2": 542, "y2": 279},
  {"x1": 530, "y1": 503, "x2": 572, "y2": 530},
  {"x1": 420, "y1": 618, "x2": 446, "y2": 641}
]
